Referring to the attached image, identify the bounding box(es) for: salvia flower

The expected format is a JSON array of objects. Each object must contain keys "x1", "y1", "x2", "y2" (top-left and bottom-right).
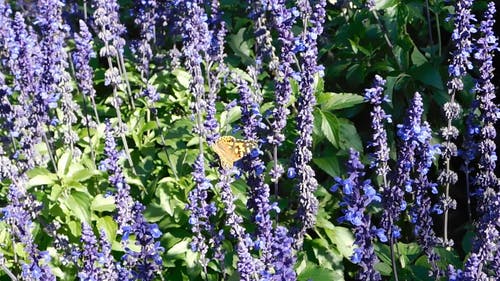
[
  {"x1": 6, "y1": 13, "x2": 45, "y2": 170},
  {"x1": 289, "y1": 0, "x2": 326, "y2": 249},
  {"x1": 121, "y1": 203, "x2": 164, "y2": 281},
  {"x1": 186, "y1": 154, "x2": 218, "y2": 269},
  {"x1": 101, "y1": 120, "x2": 134, "y2": 233},
  {"x1": 2, "y1": 171, "x2": 55, "y2": 280},
  {"x1": 405, "y1": 93, "x2": 443, "y2": 277},
  {"x1": 439, "y1": 0, "x2": 477, "y2": 245},
  {"x1": 267, "y1": 0, "x2": 298, "y2": 182},
  {"x1": 363, "y1": 76, "x2": 400, "y2": 241},
  {"x1": 262, "y1": 226, "x2": 297, "y2": 281},
  {"x1": 233, "y1": 73, "x2": 273, "y2": 267},
  {"x1": 463, "y1": 3, "x2": 500, "y2": 279},
  {"x1": 133, "y1": 0, "x2": 157, "y2": 79},
  {"x1": 97, "y1": 230, "x2": 119, "y2": 280},
  {"x1": 217, "y1": 167, "x2": 263, "y2": 279},
  {"x1": 331, "y1": 149, "x2": 381, "y2": 281},
  {"x1": 37, "y1": 0, "x2": 80, "y2": 151},
  {"x1": 73, "y1": 20, "x2": 96, "y2": 100},
  {"x1": 79, "y1": 222, "x2": 100, "y2": 280}
]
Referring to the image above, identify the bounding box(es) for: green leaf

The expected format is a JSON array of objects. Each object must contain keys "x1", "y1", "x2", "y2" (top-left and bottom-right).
[
  {"x1": 66, "y1": 166, "x2": 96, "y2": 183},
  {"x1": 57, "y1": 150, "x2": 73, "y2": 177},
  {"x1": 329, "y1": 226, "x2": 355, "y2": 259},
  {"x1": 320, "y1": 111, "x2": 339, "y2": 147},
  {"x1": 96, "y1": 216, "x2": 118, "y2": 243},
  {"x1": 375, "y1": 261, "x2": 393, "y2": 276},
  {"x1": 64, "y1": 191, "x2": 91, "y2": 222},
  {"x1": 337, "y1": 118, "x2": 363, "y2": 152},
  {"x1": 28, "y1": 174, "x2": 58, "y2": 187},
  {"x1": 172, "y1": 69, "x2": 191, "y2": 89},
  {"x1": 298, "y1": 263, "x2": 343, "y2": 281},
  {"x1": 166, "y1": 239, "x2": 189, "y2": 256},
  {"x1": 313, "y1": 155, "x2": 341, "y2": 178},
  {"x1": 228, "y1": 28, "x2": 253, "y2": 65},
  {"x1": 411, "y1": 46, "x2": 427, "y2": 66},
  {"x1": 91, "y1": 194, "x2": 115, "y2": 213},
  {"x1": 410, "y1": 62, "x2": 444, "y2": 90},
  {"x1": 317, "y1": 92, "x2": 364, "y2": 111}
]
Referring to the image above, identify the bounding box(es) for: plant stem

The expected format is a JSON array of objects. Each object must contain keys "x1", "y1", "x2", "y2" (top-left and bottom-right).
[{"x1": 425, "y1": 0, "x2": 434, "y2": 47}]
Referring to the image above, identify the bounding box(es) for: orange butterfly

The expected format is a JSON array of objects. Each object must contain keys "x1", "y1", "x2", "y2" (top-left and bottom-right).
[{"x1": 211, "y1": 136, "x2": 257, "y2": 169}]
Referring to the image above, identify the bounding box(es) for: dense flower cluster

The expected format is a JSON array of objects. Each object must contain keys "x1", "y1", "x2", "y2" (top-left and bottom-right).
[
  {"x1": 268, "y1": 0, "x2": 298, "y2": 182},
  {"x1": 332, "y1": 149, "x2": 382, "y2": 281},
  {"x1": 2, "y1": 0, "x2": 499, "y2": 280},
  {"x1": 101, "y1": 120, "x2": 164, "y2": 280},
  {"x1": 363, "y1": 76, "x2": 398, "y2": 239},
  {"x1": 461, "y1": 2, "x2": 500, "y2": 279},
  {"x1": 289, "y1": 0, "x2": 326, "y2": 249},
  {"x1": 403, "y1": 93, "x2": 443, "y2": 277},
  {"x1": 73, "y1": 20, "x2": 97, "y2": 104},
  {"x1": 439, "y1": 0, "x2": 477, "y2": 246}
]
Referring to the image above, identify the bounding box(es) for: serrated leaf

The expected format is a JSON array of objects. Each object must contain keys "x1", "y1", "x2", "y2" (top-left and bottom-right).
[
  {"x1": 28, "y1": 174, "x2": 58, "y2": 187},
  {"x1": 57, "y1": 150, "x2": 73, "y2": 177},
  {"x1": 298, "y1": 264, "x2": 343, "y2": 281},
  {"x1": 96, "y1": 216, "x2": 118, "y2": 243},
  {"x1": 91, "y1": 194, "x2": 115, "y2": 212},
  {"x1": 317, "y1": 92, "x2": 364, "y2": 111},
  {"x1": 320, "y1": 110, "x2": 339, "y2": 147},
  {"x1": 64, "y1": 191, "x2": 91, "y2": 222},
  {"x1": 167, "y1": 239, "x2": 189, "y2": 256},
  {"x1": 172, "y1": 69, "x2": 191, "y2": 89}
]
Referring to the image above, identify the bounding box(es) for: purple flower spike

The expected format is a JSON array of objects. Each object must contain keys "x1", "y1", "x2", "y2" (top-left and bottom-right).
[
  {"x1": 332, "y1": 149, "x2": 381, "y2": 281},
  {"x1": 79, "y1": 223, "x2": 99, "y2": 281},
  {"x1": 405, "y1": 93, "x2": 443, "y2": 277},
  {"x1": 463, "y1": 3, "x2": 500, "y2": 279},
  {"x1": 290, "y1": 0, "x2": 326, "y2": 249}
]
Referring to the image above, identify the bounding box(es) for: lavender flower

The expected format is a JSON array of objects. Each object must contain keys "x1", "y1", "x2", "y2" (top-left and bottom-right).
[
  {"x1": 121, "y1": 203, "x2": 164, "y2": 281},
  {"x1": 186, "y1": 154, "x2": 217, "y2": 269},
  {"x1": 262, "y1": 227, "x2": 297, "y2": 281},
  {"x1": 290, "y1": 0, "x2": 326, "y2": 249},
  {"x1": 101, "y1": 120, "x2": 133, "y2": 233},
  {"x1": 133, "y1": 0, "x2": 157, "y2": 79},
  {"x1": 217, "y1": 167, "x2": 263, "y2": 279},
  {"x1": 404, "y1": 93, "x2": 443, "y2": 277},
  {"x1": 439, "y1": 0, "x2": 477, "y2": 245},
  {"x1": 462, "y1": 3, "x2": 500, "y2": 279},
  {"x1": 233, "y1": 73, "x2": 274, "y2": 267},
  {"x1": 79, "y1": 222, "x2": 99, "y2": 280},
  {"x1": 268, "y1": 0, "x2": 298, "y2": 182},
  {"x1": 331, "y1": 149, "x2": 382, "y2": 281}
]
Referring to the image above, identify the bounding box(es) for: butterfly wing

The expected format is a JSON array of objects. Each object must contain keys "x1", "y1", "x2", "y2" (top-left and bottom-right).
[
  {"x1": 212, "y1": 136, "x2": 257, "y2": 169},
  {"x1": 211, "y1": 136, "x2": 238, "y2": 169}
]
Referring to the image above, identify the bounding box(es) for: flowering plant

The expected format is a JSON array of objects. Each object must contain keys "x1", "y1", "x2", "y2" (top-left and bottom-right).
[{"x1": 0, "y1": 0, "x2": 498, "y2": 280}]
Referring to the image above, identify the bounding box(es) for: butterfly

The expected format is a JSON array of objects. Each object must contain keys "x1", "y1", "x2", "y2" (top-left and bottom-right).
[{"x1": 211, "y1": 136, "x2": 258, "y2": 169}]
